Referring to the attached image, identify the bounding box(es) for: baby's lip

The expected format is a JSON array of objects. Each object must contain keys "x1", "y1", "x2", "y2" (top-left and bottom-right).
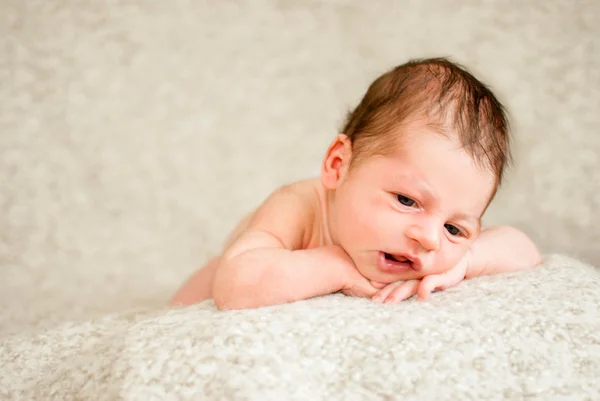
[{"x1": 378, "y1": 251, "x2": 421, "y2": 274}]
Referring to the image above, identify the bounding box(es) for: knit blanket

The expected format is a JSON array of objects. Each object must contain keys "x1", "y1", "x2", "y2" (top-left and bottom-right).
[{"x1": 3, "y1": 255, "x2": 599, "y2": 400}]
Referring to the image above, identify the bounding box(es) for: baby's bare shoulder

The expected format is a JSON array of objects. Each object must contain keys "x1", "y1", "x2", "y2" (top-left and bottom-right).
[
  {"x1": 274, "y1": 178, "x2": 322, "y2": 205},
  {"x1": 255, "y1": 179, "x2": 321, "y2": 223},
  {"x1": 240, "y1": 179, "x2": 321, "y2": 249},
  {"x1": 223, "y1": 179, "x2": 321, "y2": 250}
]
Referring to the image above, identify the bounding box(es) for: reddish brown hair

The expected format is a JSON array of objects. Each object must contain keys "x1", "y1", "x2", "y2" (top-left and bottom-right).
[{"x1": 341, "y1": 57, "x2": 512, "y2": 188}]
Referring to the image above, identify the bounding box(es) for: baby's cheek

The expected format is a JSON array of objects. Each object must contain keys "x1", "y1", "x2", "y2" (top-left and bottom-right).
[
  {"x1": 346, "y1": 201, "x2": 381, "y2": 242},
  {"x1": 431, "y1": 250, "x2": 463, "y2": 275}
]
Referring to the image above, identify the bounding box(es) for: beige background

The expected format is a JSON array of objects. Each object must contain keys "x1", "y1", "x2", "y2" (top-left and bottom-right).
[{"x1": 1, "y1": 0, "x2": 599, "y2": 333}]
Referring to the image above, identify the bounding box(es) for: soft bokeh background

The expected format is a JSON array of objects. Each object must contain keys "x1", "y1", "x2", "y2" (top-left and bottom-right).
[{"x1": 1, "y1": 0, "x2": 599, "y2": 334}]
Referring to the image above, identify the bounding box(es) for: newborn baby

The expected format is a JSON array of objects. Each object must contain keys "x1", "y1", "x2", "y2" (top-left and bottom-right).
[{"x1": 171, "y1": 57, "x2": 542, "y2": 310}]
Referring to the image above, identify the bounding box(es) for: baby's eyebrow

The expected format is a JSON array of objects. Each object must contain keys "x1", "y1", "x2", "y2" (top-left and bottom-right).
[
  {"x1": 407, "y1": 178, "x2": 438, "y2": 202},
  {"x1": 454, "y1": 213, "x2": 481, "y2": 228}
]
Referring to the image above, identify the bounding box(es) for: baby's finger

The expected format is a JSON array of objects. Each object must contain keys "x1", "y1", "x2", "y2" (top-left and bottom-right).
[
  {"x1": 418, "y1": 275, "x2": 444, "y2": 300},
  {"x1": 372, "y1": 282, "x2": 398, "y2": 303},
  {"x1": 418, "y1": 263, "x2": 467, "y2": 300},
  {"x1": 384, "y1": 280, "x2": 420, "y2": 304}
]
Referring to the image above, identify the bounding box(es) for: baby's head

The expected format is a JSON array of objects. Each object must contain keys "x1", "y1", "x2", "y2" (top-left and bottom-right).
[
  {"x1": 343, "y1": 57, "x2": 511, "y2": 194},
  {"x1": 321, "y1": 57, "x2": 511, "y2": 284}
]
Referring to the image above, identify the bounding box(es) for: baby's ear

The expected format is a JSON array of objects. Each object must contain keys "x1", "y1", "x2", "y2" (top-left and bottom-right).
[{"x1": 321, "y1": 134, "x2": 352, "y2": 189}]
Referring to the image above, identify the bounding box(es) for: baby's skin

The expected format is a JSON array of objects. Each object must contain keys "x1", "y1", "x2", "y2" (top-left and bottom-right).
[{"x1": 171, "y1": 120, "x2": 542, "y2": 310}]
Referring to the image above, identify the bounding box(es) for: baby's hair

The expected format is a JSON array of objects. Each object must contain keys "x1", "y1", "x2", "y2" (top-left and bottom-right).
[{"x1": 341, "y1": 57, "x2": 512, "y2": 190}]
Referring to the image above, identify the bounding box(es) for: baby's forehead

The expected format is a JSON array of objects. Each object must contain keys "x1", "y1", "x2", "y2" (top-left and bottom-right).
[
  {"x1": 370, "y1": 133, "x2": 497, "y2": 208},
  {"x1": 388, "y1": 120, "x2": 493, "y2": 169}
]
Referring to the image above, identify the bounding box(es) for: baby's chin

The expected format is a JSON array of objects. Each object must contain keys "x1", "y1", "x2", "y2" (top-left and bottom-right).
[
  {"x1": 368, "y1": 280, "x2": 388, "y2": 289},
  {"x1": 358, "y1": 257, "x2": 459, "y2": 285},
  {"x1": 358, "y1": 266, "x2": 406, "y2": 285}
]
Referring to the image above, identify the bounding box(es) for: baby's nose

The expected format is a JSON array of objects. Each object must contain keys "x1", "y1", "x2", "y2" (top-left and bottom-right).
[{"x1": 406, "y1": 223, "x2": 440, "y2": 252}]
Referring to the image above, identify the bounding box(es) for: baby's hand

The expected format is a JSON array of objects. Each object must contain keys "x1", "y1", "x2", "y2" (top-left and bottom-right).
[
  {"x1": 341, "y1": 268, "x2": 380, "y2": 299},
  {"x1": 371, "y1": 279, "x2": 421, "y2": 304},
  {"x1": 334, "y1": 248, "x2": 380, "y2": 299},
  {"x1": 372, "y1": 251, "x2": 471, "y2": 304}
]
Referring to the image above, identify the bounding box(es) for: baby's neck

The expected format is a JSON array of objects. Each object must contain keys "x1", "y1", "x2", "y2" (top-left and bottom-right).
[{"x1": 313, "y1": 180, "x2": 335, "y2": 248}]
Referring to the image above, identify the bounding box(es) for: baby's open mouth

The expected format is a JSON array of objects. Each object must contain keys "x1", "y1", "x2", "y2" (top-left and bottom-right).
[
  {"x1": 377, "y1": 251, "x2": 420, "y2": 274},
  {"x1": 384, "y1": 253, "x2": 410, "y2": 263}
]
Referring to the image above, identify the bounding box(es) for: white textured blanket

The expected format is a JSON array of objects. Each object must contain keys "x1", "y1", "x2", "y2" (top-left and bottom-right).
[{"x1": 3, "y1": 255, "x2": 599, "y2": 400}]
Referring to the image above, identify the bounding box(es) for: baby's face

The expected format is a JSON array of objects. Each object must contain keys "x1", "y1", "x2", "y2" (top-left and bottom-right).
[{"x1": 328, "y1": 122, "x2": 496, "y2": 284}]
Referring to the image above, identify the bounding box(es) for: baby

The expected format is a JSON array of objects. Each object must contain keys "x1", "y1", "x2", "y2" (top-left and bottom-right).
[{"x1": 171, "y1": 57, "x2": 542, "y2": 310}]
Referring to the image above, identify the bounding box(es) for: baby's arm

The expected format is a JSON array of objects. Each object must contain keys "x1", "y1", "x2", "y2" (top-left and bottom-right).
[
  {"x1": 213, "y1": 232, "x2": 362, "y2": 310},
  {"x1": 212, "y1": 187, "x2": 377, "y2": 310},
  {"x1": 417, "y1": 226, "x2": 541, "y2": 299},
  {"x1": 465, "y1": 225, "x2": 542, "y2": 279},
  {"x1": 169, "y1": 213, "x2": 255, "y2": 306}
]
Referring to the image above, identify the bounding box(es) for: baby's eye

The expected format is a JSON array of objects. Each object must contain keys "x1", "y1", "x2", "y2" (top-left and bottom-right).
[
  {"x1": 396, "y1": 194, "x2": 416, "y2": 207},
  {"x1": 444, "y1": 224, "x2": 462, "y2": 236}
]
